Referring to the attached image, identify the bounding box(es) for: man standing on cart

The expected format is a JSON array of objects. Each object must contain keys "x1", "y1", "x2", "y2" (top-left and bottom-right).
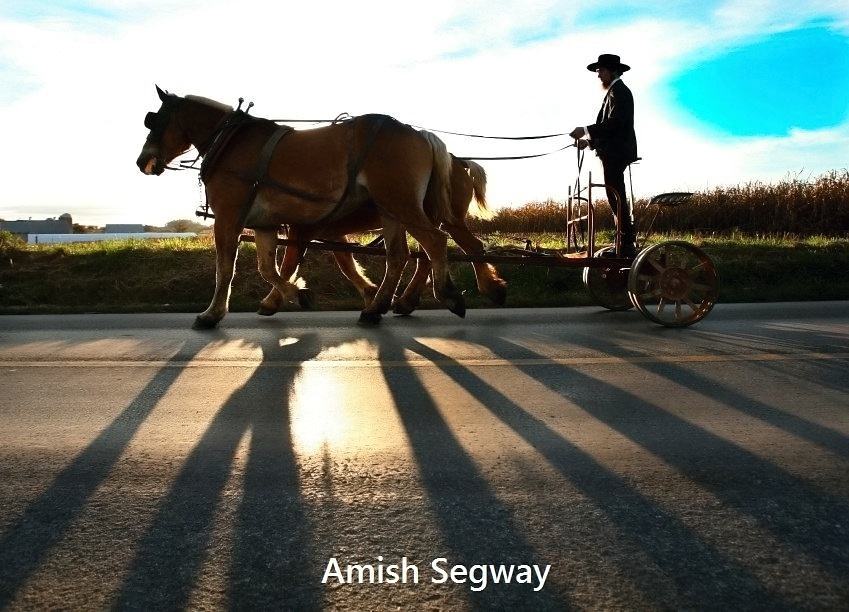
[{"x1": 570, "y1": 53, "x2": 639, "y2": 258}]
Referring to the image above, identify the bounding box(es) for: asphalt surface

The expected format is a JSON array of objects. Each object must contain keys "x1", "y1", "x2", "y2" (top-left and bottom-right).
[{"x1": 0, "y1": 303, "x2": 847, "y2": 610}]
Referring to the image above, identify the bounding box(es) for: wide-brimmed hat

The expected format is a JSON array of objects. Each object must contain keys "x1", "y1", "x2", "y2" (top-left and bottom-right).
[{"x1": 587, "y1": 54, "x2": 630, "y2": 73}]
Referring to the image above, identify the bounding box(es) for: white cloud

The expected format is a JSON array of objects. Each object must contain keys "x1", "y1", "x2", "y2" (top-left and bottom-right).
[{"x1": 0, "y1": 0, "x2": 846, "y2": 225}]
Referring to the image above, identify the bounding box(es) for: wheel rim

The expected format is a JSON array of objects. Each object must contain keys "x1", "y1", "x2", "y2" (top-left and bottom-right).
[
  {"x1": 627, "y1": 241, "x2": 718, "y2": 326},
  {"x1": 583, "y1": 248, "x2": 633, "y2": 311}
]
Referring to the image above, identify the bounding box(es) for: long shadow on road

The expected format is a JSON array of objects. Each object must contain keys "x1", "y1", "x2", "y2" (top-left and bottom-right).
[
  {"x1": 404, "y1": 337, "x2": 783, "y2": 609},
  {"x1": 486, "y1": 333, "x2": 849, "y2": 590},
  {"x1": 115, "y1": 335, "x2": 324, "y2": 611},
  {"x1": 378, "y1": 330, "x2": 567, "y2": 610},
  {"x1": 0, "y1": 338, "x2": 214, "y2": 609}
]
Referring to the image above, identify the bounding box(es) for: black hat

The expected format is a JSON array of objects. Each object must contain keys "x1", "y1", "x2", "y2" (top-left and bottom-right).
[{"x1": 587, "y1": 54, "x2": 630, "y2": 73}]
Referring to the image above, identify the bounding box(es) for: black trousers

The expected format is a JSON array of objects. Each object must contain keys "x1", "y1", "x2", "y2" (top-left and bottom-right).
[{"x1": 601, "y1": 157, "x2": 636, "y2": 245}]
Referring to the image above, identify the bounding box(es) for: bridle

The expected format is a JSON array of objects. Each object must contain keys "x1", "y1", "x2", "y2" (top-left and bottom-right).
[
  {"x1": 142, "y1": 94, "x2": 199, "y2": 173},
  {"x1": 142, "y1": 95, "x2": 387, "y2": 229},
  {"x1": 143, "y1": 95, "x2": 182, "y2": 144}
]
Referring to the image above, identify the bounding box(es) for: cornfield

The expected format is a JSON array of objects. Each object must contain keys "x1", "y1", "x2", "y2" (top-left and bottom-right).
[{"x1": 468, "y1": 170, "x2": 849, "y2": 236}]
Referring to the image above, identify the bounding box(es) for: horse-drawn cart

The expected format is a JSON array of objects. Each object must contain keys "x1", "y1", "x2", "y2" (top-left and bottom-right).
[
  {"x1": 236, "y1": 172, "x2": 719, "y2": 328},
  {"x1": 139, "y1": 86, "x2": 718, "y2": 328}
]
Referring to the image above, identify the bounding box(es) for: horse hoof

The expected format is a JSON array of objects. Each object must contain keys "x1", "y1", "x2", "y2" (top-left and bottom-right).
[
  {"x1": 358, "y1": 311, "x2": 382, "y2": 325},
  {"x1": 257, "y1": 302, "x2": 278, "y2": 316},
  {"x1": 192, "y1": 315, "x2": 219, "y2": 330},
  {"x1": 392, "y1": 298, "x2": 416, "y2": 316},
  {"x1": 447, "y1": 295, "x2": 466, "y2": 319},
  {"x1": 298, "y1": 288, "x2": 316, "y2": 310}
]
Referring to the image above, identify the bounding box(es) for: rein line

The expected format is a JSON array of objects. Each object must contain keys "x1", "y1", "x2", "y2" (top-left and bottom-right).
[
  {"x1": 169, "y1": 109, "x2": 579, "y2": 170},
  {"x1": 168, "y1": 102, "x2": 582, "y2": 224},
  {"x1": 458, "y1": 143, "x2": 575, "y2": 161},
  {"x1": 410, "y1": 125, "x2": 569, "y2": 140}
]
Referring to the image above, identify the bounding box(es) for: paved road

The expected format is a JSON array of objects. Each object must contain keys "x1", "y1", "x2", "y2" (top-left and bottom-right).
[{"x1": 0, "y1": 303, "x2": 847, "y2": 610}]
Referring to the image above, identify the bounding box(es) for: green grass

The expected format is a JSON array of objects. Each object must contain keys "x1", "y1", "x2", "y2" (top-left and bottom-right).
[{"x1": 1, "y1": 233, "x2": 848, "y2": 314}]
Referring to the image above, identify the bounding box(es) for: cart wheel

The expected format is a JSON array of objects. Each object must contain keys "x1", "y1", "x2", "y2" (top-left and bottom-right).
[
  {"x1": 627, "y1": 241, "x2": 718, "y2": 327},
  {"x1": 583, "y1": 247, "x2": 633, "y2": 311}
]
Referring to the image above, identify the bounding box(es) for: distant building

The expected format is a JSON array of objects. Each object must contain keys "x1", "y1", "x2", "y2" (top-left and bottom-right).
[
  {"x1": 104, "y1": 224, "x2": 145, "y2": 233},
  {"x1": 1, "y1": 213, "x2": 73, "y2": 238},
  {"x1": 27, "y1": 233, "x2": 197, "y2": 244}
]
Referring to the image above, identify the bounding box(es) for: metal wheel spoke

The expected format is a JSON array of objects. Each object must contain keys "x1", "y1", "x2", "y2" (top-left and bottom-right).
[
  {"x1": 648, "y1": 258, "x2": 666, "y2": 274},
  {"x1": 628, "y1": 241, "x2": 718, "y2": 327}
]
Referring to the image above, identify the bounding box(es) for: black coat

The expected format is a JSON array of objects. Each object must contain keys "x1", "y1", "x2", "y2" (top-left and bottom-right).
[{"x1": 587, "y1": 79, "x2": 638, "y2": 165}]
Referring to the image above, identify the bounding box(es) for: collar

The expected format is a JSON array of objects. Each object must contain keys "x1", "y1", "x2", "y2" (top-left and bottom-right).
[{"x1": 604, "y1": 77, "x2": 621, "y2": 95}]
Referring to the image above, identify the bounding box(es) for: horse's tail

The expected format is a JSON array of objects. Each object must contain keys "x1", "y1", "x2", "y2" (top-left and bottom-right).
[
  {"x1": 462, "y1": 159, "x2": 492, "y2": 220},
  {"x1": 419, "y1": 129, "x2": 456, "y2": 225}
]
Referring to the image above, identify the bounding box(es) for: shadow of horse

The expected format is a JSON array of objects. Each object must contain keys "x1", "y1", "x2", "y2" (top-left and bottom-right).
[
  {"x1": 0, "y1": 336, "x2": 220, "y2": 609},
  {"x1": 114, "y1": 334, "x2": 327, "y2": 610},
  {"x1": 400, "y1": 335, "x2": 785, "y2": 609}
]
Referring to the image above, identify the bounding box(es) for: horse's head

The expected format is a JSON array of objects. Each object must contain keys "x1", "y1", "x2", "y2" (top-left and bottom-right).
[{"x1": 136, "y1": 85, "x2": 192, "y2": 175}]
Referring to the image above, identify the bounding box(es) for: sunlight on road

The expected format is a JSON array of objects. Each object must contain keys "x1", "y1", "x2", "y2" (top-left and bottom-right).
[
  {"x1": 287, "y1": 340, "x2": 410, "y2": 456},
  {"x1": 289, "y1": 370, "x2": 350, "y2": 454}
]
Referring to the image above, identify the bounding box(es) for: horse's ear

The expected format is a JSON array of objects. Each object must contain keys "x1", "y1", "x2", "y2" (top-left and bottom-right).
[{"x1": 155, "y1": 84, "x2": 168, "y2": 101}]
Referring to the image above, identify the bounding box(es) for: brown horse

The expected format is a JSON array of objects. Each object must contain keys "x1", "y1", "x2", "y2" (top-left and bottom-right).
[
  {"x1": 136, "y1": 86, "x2": 463, "y2": 327},
  {"x1": 256, "y1": 155, "x2": 507, "y2": 316}
]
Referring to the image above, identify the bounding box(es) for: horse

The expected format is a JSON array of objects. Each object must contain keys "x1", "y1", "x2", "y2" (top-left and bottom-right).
[
  {"x1": 255, "y1": 156, "x2": 507, "y2": 316},
  {"x1": 136, "y1": 86, "x2": 464, "y2": 328}
]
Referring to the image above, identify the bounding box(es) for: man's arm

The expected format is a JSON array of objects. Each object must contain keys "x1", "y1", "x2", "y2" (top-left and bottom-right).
[{"x1": 586, "y1": 83, "x2": 633, "y2": 139}]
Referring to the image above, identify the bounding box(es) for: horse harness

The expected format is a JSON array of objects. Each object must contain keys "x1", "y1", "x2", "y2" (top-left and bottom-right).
[{"x1": 197, "y1": 110, "x2": 388, "y2": 228}]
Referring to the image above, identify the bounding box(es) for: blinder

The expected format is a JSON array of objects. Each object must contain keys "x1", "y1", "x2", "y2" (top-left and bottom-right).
[
  {"x1": 143, "y1": 93, "x2": 181, "y2": 141},
  {"x1": 144, "y1": 111, "x2": 158, "y2": 130}
]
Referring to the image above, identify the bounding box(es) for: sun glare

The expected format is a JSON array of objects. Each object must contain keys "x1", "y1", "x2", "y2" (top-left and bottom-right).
[{"x1": 289, "y1": 369, "x2": 351, "y2": 454}]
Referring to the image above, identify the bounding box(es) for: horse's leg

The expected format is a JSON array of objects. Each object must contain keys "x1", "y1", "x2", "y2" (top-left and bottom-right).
[
  {"x1": 366, "y1": 195, "x2": 463, "y2": 318},
  {"x1": 392, "y1": 255, "x2": 431, "y2": 315},
  {"x1": 332, "y1": 242, "x2": 379, "y2": 308},
  {"x1": 255, "y1": 228, "x2": 303, "y2": 311},
  {"x1": 405, "y1": 224, "x2": 465, "y2": 318},
  {"x1": 443, "y1": 222, "x2": 507, "y2": 306},
  {"x1": 258, "y1": 227, "x2": 311, "y2": 315},
  {"x1": 194, "y1": 218, "x2": 242, "y2": 329},
  {"x1": 358, "y1": 219, "x2": 409, "y2": 324}
]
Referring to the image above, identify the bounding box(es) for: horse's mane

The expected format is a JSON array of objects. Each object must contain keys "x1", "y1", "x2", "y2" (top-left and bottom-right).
[{"x1": 184, "y1": 95, "x2": 233, "y2": 112}]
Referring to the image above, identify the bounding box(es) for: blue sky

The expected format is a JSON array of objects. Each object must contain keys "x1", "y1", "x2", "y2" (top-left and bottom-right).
[
  {"x1": 1, "y1": 0, "x2": 848, "y2": 225},
  {"x1": 0, "y1": 1, "x2": 117, "y2": 20},
  {"x1": 670, "y1": 23, "x2": 849, "y2": 137}
]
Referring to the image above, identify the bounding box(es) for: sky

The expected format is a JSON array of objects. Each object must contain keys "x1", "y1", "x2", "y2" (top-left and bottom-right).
[{"x1": 0, "y1": 0, "x2": 847, "y2": 226}]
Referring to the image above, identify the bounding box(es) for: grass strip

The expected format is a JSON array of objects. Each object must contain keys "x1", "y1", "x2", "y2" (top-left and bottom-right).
[{"x1": 1, "y1": 234, "x2": 848, "y2": 314}]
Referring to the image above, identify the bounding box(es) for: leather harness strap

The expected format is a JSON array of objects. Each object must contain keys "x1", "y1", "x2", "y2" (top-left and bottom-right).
[
  {"x1": 233, "y1": 123, "x2": 295, "y2": 228},
  {"x1": 199, "y1": 110, "x2": 251, "y2": 183},
  {"x1": 201, "y1": 114, "x2": 388, "y2": 229},
  {"x1": 309, "y1": 114, "x2": 387, "y2": 226},
  {"x1": 250, "y1": 124, "x2": 295, "y2": 192}
]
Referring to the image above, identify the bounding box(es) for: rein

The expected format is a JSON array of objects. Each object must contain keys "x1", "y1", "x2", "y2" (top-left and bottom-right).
[
  {"x1": 457, "y1": 143, "x2": 575, "y2": 161},
  {"x1": 169, "y1": 100, "x2": 578, "y2": 223},
  {"x1": 174, "y1": 109, "x2": 575, "y2": 171},
  {"x1": 410, "y1": 125, "x2": 569, "y2": 140}
]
